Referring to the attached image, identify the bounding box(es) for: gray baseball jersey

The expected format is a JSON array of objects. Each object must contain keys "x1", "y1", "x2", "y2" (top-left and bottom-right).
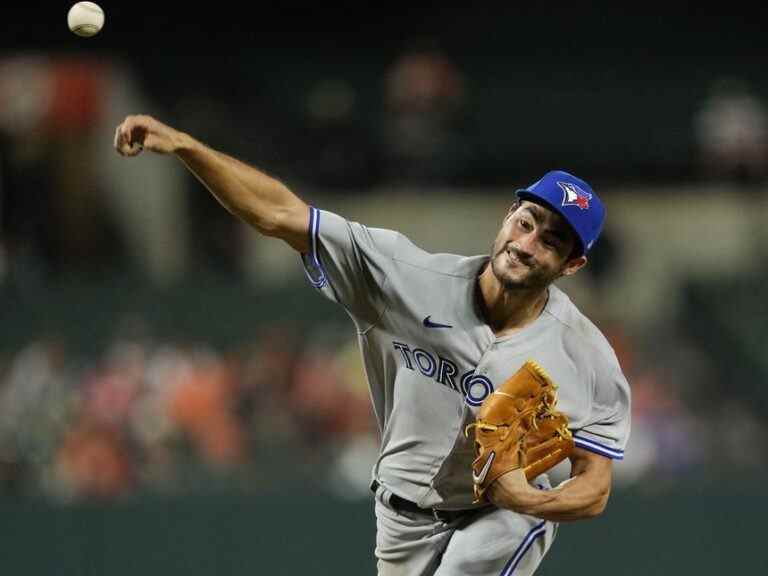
[{"x1": 301, "y1": 207, "x2": 631, "y2": 512}]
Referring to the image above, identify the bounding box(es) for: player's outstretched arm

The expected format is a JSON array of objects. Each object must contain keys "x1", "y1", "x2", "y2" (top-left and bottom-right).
[
  {"x1": 486, "y1": 448, "x2": 613, "y2": 522},
  {"x1": 114, "y1": 114, "x2": 310, "y2": 253}
]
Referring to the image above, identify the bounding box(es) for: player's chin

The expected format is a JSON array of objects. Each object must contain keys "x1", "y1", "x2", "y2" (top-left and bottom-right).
[
  {"x1": 500, "y1": 267, "x2": 553, "y2": 292},
  {"x1": 492, "y1": 256, "x2": 533, "y2": 286},
  {"x1": 498, "y1": 270, "x2": 536, "y2": 291}
]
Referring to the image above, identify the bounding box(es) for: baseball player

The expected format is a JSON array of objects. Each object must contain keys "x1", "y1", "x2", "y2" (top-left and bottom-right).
[{"x1": 114, "y1": 114, "x2": 631, "y2": 576}]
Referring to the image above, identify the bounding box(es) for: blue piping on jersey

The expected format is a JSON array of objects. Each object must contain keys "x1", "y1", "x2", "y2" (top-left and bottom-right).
[
  {"x1": 499, "y1": 520, "x2": 547, "y2": 576},
  {"x1": 573, "y1": 434, "x2": 624, "y2": 460},
  {"x1": 301, "y1": 206, "x2": 328, "y2": 289}
]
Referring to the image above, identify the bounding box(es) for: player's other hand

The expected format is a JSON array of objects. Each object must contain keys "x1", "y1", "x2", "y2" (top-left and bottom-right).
[
  {"x1": 486, "y1": 469, "x2": 545, "y2": 513},
  {"x1": 114, "y1": 114, "x2": 181, "y2": 157}
]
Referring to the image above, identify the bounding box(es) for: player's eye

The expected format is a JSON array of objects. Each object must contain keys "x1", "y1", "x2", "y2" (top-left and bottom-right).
[
  {"x1": 542, "y1": 235, "x2": 565, "y2": 253},
  {"x1": 518, "y1": 218, "x2": 533, "y2": 231},
  {"x1": 542, "y1": 234, "x2": 560, "y2": 248}
]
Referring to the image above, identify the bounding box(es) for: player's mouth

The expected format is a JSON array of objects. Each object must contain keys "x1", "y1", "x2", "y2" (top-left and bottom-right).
[{"x1": 505, "y1": 247, "x2": 529, "y2": 269}]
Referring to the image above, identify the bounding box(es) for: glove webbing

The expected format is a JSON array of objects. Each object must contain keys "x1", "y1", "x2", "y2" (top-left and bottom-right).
[
  {"x1": 465, "y1": 401, "x2": 571, "y2": 466},
  {"x1": 465, "y1": 394, "x2": 558, "y2": 440},
  {"x1": 465, "y1": 406, "x2": 540, "y2": 465}
]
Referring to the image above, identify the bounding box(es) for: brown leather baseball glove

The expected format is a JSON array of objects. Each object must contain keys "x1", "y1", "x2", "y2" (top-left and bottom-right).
[{"x1": 465, "y1": 360, "x2": 574, "y2": 502}]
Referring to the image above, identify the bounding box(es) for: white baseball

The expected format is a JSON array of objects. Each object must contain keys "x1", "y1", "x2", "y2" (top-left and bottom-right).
[{"x1": 67, "y1": 2, "x2": 105, "y2": 38}]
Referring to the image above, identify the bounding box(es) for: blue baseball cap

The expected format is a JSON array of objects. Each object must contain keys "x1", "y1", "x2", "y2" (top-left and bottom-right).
[{"x1": 515, "y1": 170, "x2": 605, "y2": 255}]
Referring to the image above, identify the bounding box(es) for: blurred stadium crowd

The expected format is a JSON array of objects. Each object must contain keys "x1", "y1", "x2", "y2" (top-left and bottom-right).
[
  {"x1": 2, "y1": 47, "x2": 768, "y2": 285},
  {"x1": 2, "y1": 25, "x2": 768, "y2": 503},
  {"x1": 0, "y1": 322, "x2": 379, "y2": 501},
  {"x1": 1, "y1": 302, "x2": 765, "y2": 503}
]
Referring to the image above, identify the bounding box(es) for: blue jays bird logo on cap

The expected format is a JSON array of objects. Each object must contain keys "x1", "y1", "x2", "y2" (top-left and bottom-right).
[
  {"x1": 557, "y1": 181, "x2": 592, "y2": 210},
  {"x1": 516, "y1": 170, "x2": 605, "y2": 254}
]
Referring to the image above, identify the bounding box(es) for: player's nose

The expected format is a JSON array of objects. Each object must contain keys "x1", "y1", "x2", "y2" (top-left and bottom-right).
[{"x1": 514, "y1": 232, "x2": 537, "y2": 257}]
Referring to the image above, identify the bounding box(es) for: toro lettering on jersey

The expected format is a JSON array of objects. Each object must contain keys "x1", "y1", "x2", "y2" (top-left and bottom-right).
[{"x1": 392, "y1": 341, "x2": 494, "y2": 407}]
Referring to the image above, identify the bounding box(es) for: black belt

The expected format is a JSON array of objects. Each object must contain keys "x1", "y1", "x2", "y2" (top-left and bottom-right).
[{"x1": 371, "y1": 480, "x2": 477, "y2": 523}]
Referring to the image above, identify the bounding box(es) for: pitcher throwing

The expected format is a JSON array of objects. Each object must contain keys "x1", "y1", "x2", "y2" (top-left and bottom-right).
[{"x1": 115, "y1": 114, "x2": 631, "y2": 575}]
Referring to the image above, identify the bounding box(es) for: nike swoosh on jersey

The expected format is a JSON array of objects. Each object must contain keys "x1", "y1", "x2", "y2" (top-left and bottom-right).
[
  {"x1": 472, "y1": 451, "x2": 496, "y2": 485},
  {"x1": 423, "y1": 315, "x2": 453, "y2": 329}
]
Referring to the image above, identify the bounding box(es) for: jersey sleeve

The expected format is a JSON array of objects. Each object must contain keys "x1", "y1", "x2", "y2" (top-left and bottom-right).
[
  {"x1": 301, "y1": 206, "x2": 399, "y2": 328},
  {"x1": 572, "y1": 352, "x2": 632, "y2": 461}
]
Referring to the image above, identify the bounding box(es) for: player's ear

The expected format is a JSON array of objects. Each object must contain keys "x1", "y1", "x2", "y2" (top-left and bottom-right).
[{"x1": 561, "y1": 255, "x2": 587, "y2": 277}]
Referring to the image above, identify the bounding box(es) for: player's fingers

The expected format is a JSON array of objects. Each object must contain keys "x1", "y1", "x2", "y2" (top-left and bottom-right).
[
  {"x1": 116, "y1": 117, "x2": 147, "y2": 156},
  {"x1": 113, "y1": 125, "x2": 123, "y2": 153},
  {"x1": 115, "y1": 135, "x2": 142, "y2": 157},
  {"x1": 115, "y1": 130, "x2": 134, "y2": 156},
  {"x1": 115, "y1": 115, "x2": 171, "y2": 156},
  {"x1": 125, "y1": 142, "x2": 144, "y2": 156},
  {"x1": 115, "y1": 124, "x2": 133, "y2": 156},
  {"x1": 115, "y1": 119, "x2": 131, "y2": 152}
]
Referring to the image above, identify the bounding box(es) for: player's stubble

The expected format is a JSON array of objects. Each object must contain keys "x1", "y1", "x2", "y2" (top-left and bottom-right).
[{"x1": 488, "y1": 240, "x2": 563, "y2": 293}]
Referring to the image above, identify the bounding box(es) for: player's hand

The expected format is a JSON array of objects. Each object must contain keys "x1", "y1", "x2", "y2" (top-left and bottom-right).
[
  {"x1": 114, "y1": 114, "x2": 181, "y2": 157},
  {"x1": 486, "y1": 469, "x2": 553, "y2": 513}
]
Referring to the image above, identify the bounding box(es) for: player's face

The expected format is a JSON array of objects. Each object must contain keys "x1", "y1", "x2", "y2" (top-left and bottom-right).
[{"x1": 489, "y1": 201, "x2": 586, "y2": 291}]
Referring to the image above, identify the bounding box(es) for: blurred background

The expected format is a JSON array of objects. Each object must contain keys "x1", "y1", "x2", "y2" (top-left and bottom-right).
[{"x1": 1, "y1": 3, "x2": 767, "y2": 574}]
